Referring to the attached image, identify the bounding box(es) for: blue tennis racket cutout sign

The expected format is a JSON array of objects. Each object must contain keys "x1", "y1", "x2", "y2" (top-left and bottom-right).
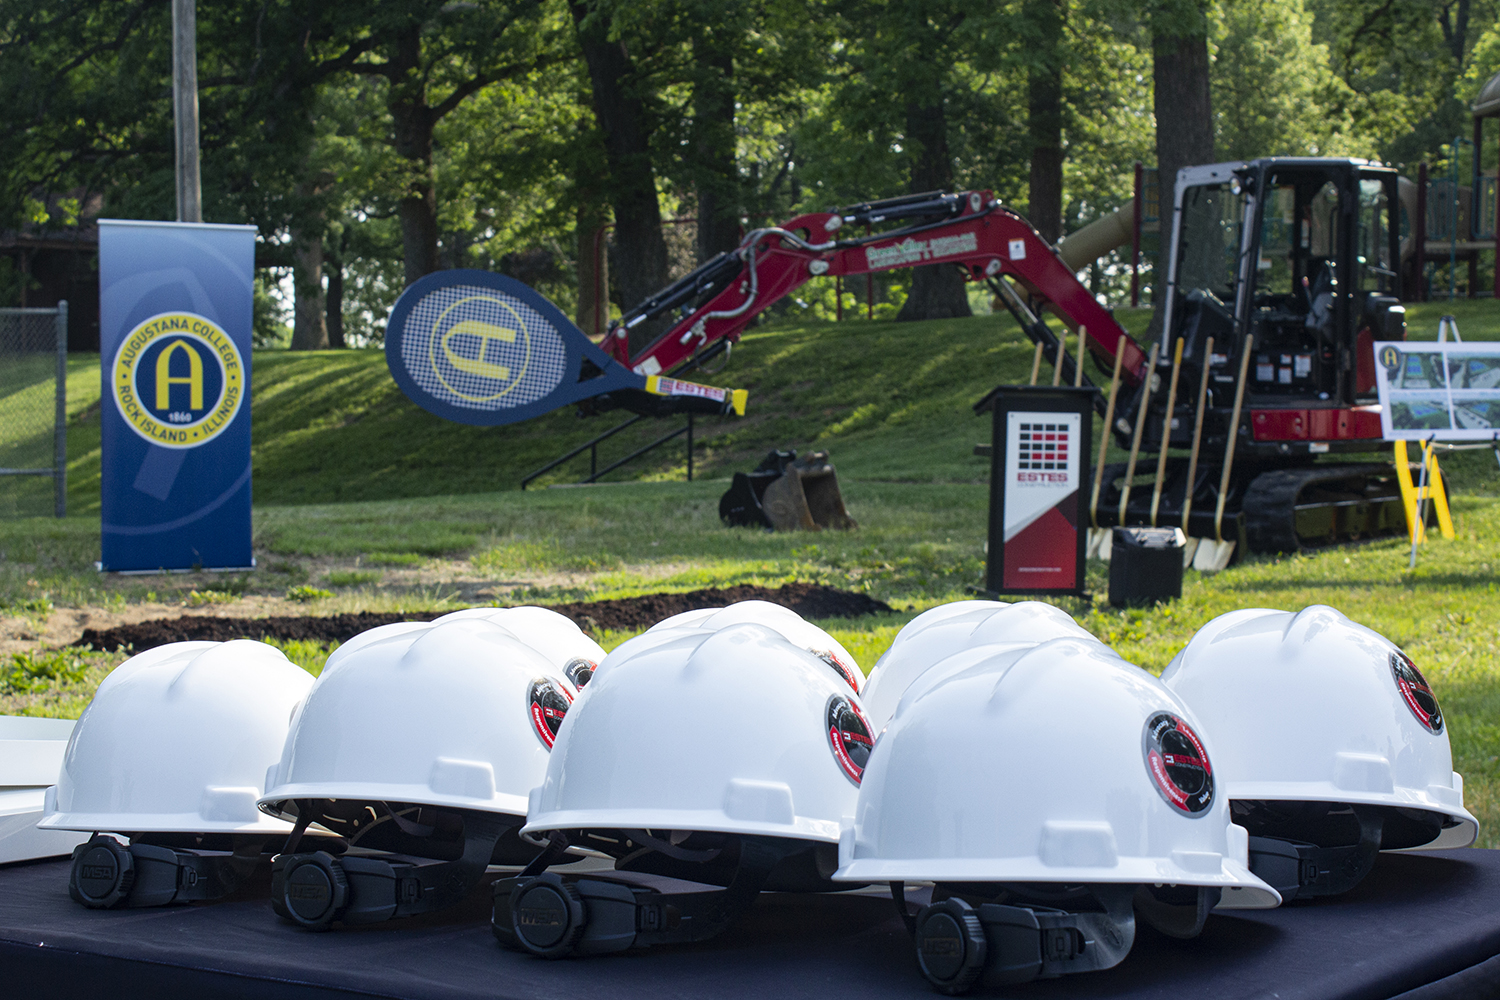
[{"x1": 385, "y1": 270, "x2": 645, "y2": 426}]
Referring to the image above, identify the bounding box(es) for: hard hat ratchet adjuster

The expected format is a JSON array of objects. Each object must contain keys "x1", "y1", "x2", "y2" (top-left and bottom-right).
[
  {"x1": 493, "y1": 835, "x2": 794, "y2": 957},
  {"x1": 271, "y1": 807, "x2": 510, "y2": 931},
  {"x1": 69, "y1": 834, "x2": 270, "y2": 909},
  {"x1": 1246, "y1": 806, "x2": 1383, "y2": 901},
  {"x1": 896, "y1": 882, "x2": 1135, "y2": 994}
]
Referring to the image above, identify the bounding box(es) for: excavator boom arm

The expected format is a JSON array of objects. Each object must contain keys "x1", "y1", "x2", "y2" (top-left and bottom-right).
[{"x1": 605, "y1": 191, "x2": 1151, "y2": 390}]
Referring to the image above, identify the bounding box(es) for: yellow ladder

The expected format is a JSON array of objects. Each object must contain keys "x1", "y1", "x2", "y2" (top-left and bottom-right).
[{"x1": 1393, "y1": 440, "x2": 1455, "y2": 543}]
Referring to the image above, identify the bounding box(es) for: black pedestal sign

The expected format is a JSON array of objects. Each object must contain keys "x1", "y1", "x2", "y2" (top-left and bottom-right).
[{"x1": 975, "y1": 385, "x2": 1096, "y2": 597}]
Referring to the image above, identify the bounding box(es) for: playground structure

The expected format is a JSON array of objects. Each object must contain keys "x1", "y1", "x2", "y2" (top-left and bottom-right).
[
  {"x1": 1410, "y1": 68, "x2": 1500, "y2": 301},
  {"x1": 1094, "y1": 71, "x2": 1500, "y2": 305}
]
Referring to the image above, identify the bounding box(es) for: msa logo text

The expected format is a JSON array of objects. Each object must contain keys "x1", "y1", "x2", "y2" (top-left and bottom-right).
[
  {"x1": 288, "y1": 884, "x2": 330, "y2": 901},
  {"x1": 517, "y1": 907, "x2": 563, "y2": 927}
]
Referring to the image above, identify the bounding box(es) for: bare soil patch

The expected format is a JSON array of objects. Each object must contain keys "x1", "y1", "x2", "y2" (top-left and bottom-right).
[{"x1": 73, "y1": 583, "x2": 895, "y2": 652}]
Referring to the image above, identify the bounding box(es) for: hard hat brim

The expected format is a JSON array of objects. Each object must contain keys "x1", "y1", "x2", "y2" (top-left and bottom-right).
[
  {"x1": 523, "y1": 807, "x2": 842, "y2": 845},
  {"x1": 38, "y1": 809, "x2": 296, "y2": 835},
  {"x1": 1226, "y1": 782, "x2": 1479, "y2": 851},
  {"x1": 832, "y1": 854, "x2": 1282, "y2": 909},
  {"x1": 258, "y1": 781, "x2": 530, "y2": 822}
]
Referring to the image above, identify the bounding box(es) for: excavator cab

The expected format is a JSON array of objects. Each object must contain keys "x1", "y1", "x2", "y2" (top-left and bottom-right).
[
  {"x1": 1098, "y1": 159, "x2": 1418, "y2": 552},
  {"x1": 1162, "y1": 158, "x2": 1405, "y2": 430}
]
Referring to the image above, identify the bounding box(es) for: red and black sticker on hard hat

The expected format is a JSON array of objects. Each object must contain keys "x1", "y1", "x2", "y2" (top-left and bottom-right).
[
  {"x1": 1142, "y1": 712, "x2": 1214, "y2": 817},
  {"x1": 1391, "y1": 651, "x2": 1443, "y2": 734},
  {"x1": 814, "y1": 649, "x2": 861, "y2": 693},
  {"x1": 564, "y1": 657, "x2": 596, "y2": 689},
  {"x1": 827, "y1": 695, "x2": 874, "y2": 785},
  {"x1": 528, "y1": 678, "x2": 574, "y2": 750}
]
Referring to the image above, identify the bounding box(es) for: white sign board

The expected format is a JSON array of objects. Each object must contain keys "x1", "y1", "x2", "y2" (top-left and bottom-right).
[
  {"x1": 1003, "y1": 411, "x2": 1081, "y2": 542},
  {"x1": 1373, "y1": 341, "x2": 1500, "y2": 440}
]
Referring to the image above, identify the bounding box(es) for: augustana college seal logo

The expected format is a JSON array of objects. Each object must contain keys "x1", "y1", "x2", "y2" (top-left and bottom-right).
[{"x1": 112, "y1": 312, "x2": 244, "y2": 448}]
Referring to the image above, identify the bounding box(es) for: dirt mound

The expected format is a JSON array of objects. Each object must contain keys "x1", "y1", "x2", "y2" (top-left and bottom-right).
[{"x1": 74, "y1": 583, "x2": 894, "y2": 653}]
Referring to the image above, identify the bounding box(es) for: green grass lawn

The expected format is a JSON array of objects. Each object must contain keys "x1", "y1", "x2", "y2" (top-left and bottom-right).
[
  {"x1": 3, "y1": 298, "x2": 1500, "y2": 842},
  {"x1": 39, "y1": 312, "x2": 1036, "y2": 514},
  {"x1": 19, "y1": 298, "x2": 1498, "y2": 516}
]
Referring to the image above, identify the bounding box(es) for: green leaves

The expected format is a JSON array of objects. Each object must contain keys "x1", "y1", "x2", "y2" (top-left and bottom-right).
[
  {"x1": 1, "y1": 650, "x2": 87, "y2": 695},
  {"x1": 5, "y1": 0, "x2": 1495, "y2": 332}
]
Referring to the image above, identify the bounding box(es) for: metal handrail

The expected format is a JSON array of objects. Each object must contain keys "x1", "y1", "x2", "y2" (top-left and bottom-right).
[
  {"x1": 587, "y1": 417, "x2": 694, "y2": 484},
  {"x1": 521, "y1": 339, "x2": 725, "y2": 489},
  {"x1": 520, "y1": 413, "x2": 646, "y2": 489},
  {"x1": 520, "y1": 413, "x2": 696, "y2": 489}
]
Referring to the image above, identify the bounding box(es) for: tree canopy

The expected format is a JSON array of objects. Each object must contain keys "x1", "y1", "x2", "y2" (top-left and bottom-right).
[{"x1": 2, "y1": 0, "x2": 1495, "y2": 341}]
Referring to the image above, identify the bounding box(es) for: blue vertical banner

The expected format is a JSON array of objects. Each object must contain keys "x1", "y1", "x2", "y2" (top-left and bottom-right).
[{"x1": 98, "y1": 220, "x2": 257, "y2": 571}]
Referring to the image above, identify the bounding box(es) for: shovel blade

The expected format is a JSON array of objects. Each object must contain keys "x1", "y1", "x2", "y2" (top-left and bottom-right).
[
  {"x1": 1192, "y1": 539, "x2": 1235, "y2": 573},
  {"x1": 1087, "y1": 528, "x2": 1113, "y2": 562}
]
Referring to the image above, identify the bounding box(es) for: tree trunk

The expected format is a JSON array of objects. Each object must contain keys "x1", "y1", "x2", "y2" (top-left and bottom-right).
[
  {"x1": 326, "y1": 251, "x2": 345, "y2": 348},
  {"x1": 387, "y1": 24, "x2": 440, "y2": 287},
  {"x1": 573, "y1": 126, "x2": 613, "y2": 338},
  {"x1": 897, "y1": 99, "x2": 971, "y2": 321},
  {"x1": 692, "y1": 39, "x2": 740, "y2": 263},
  {"x1": 289, "y1": 229, "x2": 328, "y2": 350},
  {"x1": 1026, "y1": 0, "x2": 1064, "y2": 245},
  {"x1": 1438, "y1": 0, "x2": 1472, "y2": 64},
  {"x1": 1152, "y1": 15, "x2": 1214, "y2": 198},
  {"x1": 1150, "y1": 5, "x2": 1213, "y2": 334},
  {"x1": 575, "y1": 204, "x2": 610, "y2": 337},
  {"x1": 570, "y1": 2, "x2": 669, "y2": 356}
]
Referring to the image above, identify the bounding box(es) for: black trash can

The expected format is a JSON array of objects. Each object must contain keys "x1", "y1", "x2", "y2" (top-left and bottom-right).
[{"x1": 1108, "y1": 527, "x2": 1186, "y2": 608}]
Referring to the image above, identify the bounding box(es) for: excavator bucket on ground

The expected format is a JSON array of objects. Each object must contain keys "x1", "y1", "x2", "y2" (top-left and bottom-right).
[
  {"x1": 719, "y1": 451, "x2": 856, "y2": 531},
  {"x1": 762, "y1": 452, "x2": 857, "y2": 531}
]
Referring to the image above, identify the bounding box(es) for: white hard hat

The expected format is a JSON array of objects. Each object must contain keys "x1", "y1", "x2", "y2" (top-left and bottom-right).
[
  {"x1": 434, "y1": 605, "x2": 606, "y2": 687},
  {"x1": 1161, "y1": 605, "x2": 1477, "y2": 898},
  {"x1": 880, "y1": 599, "x2": 1006, "y2": 641},
  {"x1": 526, "y1": 622, "x2": 867, "y2": 845},
  {"x1": 0, "y1": 716, "x2": 86, "y2": 865},
  {"x1": 635, "y1": 599, "x2": 862, "y2": 691},
  {"x1": 322, "y1": 621, "x2": 431, "y2": 676},
  {"x1": 259, "y1": 617, "x2": 580, "y2": 930},
  {"x1": 836, "y1": 637, "x2": 1278, "y2": 993},
  {"x1": 860, "y1": 600, "x2": 1097, "y2": 729},
  {"x1": 261, "y1": 617, "x2": 573, "y2": 821},
  {"x1": 648, "y1": 606, "x2": 726, "y2": 630},
  {"x1": 837, "y1": 636, "x2": 1279, "y2": 905},
  {"x1": 496, "y1": 622, "x2": 874, "y2": 958},
  {"x1": 41, "y1": 640, "x2": 311, "y2": 836},
  {"x1": 646, "y1": 599, "x2": 799, "y2": 632},
  {"x1": 884, "y1": 641, "x2": 1037, "y2": 724}
]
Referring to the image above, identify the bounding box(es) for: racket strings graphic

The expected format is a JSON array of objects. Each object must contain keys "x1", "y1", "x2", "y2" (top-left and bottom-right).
[
  {"x1": 401, "y1": 285, "x2": 568, "y2": 411},
  {"x1": 385, "y1": 270, "x2": 746, "y2": 427}
]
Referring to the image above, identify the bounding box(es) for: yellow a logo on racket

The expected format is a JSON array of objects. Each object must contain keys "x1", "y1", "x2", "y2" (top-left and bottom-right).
[
  {"x1": 443, "y1": 320, "x2": 517, "y2": 380},
  {"x1": 429, "y1": 293, "x2": 534, "y2": 403}
]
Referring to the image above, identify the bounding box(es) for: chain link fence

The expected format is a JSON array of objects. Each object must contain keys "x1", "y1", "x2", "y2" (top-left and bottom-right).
[{"x1": 0, "y1": 302, "x2": 67, "y2": 518}]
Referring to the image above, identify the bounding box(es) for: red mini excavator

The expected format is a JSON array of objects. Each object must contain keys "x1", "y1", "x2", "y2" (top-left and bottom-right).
[
  {"x1": 583, "y1": 158, "x2": 1410, "y2": 554},
  {"x1": 386, "y1": 158, "x2": 1410, "y2": 554}
]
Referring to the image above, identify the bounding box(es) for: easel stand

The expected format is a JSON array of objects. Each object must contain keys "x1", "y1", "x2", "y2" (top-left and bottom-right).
[
  {"x1": 1394, "y1": 438, "x2": 1455, "y2": 548},
  {"x1": 1393, "y1": 435, "x2": 1500, "y2": 569}
]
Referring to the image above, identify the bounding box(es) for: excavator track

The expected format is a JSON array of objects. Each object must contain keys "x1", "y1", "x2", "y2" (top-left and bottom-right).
[{"x1": 1242, "y1": 463, "x2": 1413, "y2": 554}]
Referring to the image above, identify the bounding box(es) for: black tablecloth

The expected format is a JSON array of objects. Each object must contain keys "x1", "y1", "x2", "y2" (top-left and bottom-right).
[{"x1": 2, "y1": 849, "x2": 1498, "y2": 999}]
